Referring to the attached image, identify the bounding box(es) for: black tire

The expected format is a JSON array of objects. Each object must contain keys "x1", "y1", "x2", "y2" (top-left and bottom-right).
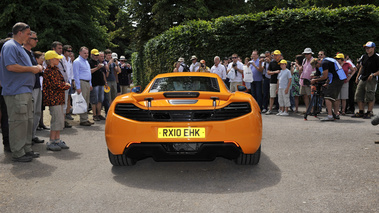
[
  {"x1": 108, "y1": 149, "x2": 136, "y2": 166},
  {"x1": 234, "y1": 145, "x2": 261, "y2": 165}
]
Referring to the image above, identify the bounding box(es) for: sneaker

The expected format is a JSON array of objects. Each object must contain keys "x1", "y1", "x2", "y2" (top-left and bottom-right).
[
  {"x1": 12, "y1": 155, "x2": 33, "y2": 162},
  {"x1": 80, "y1": 121, "x2": 92, "y2": 126},
  {"x1": 65, "y1": 114, "x2": 74, "y2": 120},
  {"x1": 32, "y1": 137, "x2": 44, "y2": 144},
  {"x1": 351, "y1": 112, "x2": 364, "y2": 118},
  {"x1": 276, "y1": 112, "x2": 282, "y2": 116},
  {"x1": 265, "y1": 110, "x2": 272, "y2": 115},
  {"x1": 320, "y1": 116, "x2": 335, "y2": 121},
  {"x1": 64, "y1": 121, "x2": 72, "y2": 128},
  {"x1": 57, "y1": 141, "x2": 69, "y2": 149},
  {"x1": 46, "y1": 142, "x2": 62, "y2": 151},
  {"x1": 371, "y1": 115, "x2": 379, "y2": 126},
  {"x1": 261, "y1": 109, "x2": 267, "y2": 113},
  {"x1": 280, "y1": 112, "x2": 289, "y2": 116},
  {"x1": 333, "y1": 113, "x2": 340, "y2": 120},
  {"x1": 98, "y1": 115, "x2": 106, "y2": 120},
  {"x1": 26, "y1": 151, "x2": 40, "y2": 158},
  {"x1": 363, "y1": 112, "x2": 373, "y2": 119}
]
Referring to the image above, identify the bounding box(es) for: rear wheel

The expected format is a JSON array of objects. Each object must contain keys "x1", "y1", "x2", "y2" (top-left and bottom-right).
[
  {"x1": 108, "y1": 149, "x2": 136, "y2": 166},
  {"x1": 234, "y1": 145, "x2": 261, "y2": 165}
]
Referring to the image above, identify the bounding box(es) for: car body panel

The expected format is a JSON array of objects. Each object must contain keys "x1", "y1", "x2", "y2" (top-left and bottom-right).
[{"x1": 105, "y1": 72, "x2": 262, "y2": 161}]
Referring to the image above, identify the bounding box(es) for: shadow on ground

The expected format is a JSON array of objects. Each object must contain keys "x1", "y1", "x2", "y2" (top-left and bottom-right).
[{"x1": 111, "y1": 152, "x2": 281, "y2": 194}]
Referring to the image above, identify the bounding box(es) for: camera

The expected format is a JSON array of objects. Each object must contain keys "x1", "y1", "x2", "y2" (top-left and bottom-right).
[
  {"x1": 233, "y1": 63, "x2": 237, "y2": 67},
  {"x1": 201, "y1": 64, "x2": 205, "y2": 68}
]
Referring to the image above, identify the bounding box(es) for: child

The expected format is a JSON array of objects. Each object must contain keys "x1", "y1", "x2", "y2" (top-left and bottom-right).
[
  {"x1": 43, "y1": 50, "x2": 71, "y2": 151},
  {"x1": 276, "y1": 60, "x2": 292, "y2": 116}
]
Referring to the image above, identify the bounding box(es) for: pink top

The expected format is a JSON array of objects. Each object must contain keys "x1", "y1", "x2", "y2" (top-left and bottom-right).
[
  {"x1": 342, "y1": 62, "x2": 352, "y2": 83},
  {"x1": 300, "y1": 57, "x2": 315, "y2": 86}
]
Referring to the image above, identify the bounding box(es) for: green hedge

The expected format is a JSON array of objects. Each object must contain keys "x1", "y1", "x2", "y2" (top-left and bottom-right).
[{"x1": 135, "y1": 5, "x2": 379, "y2": 94}]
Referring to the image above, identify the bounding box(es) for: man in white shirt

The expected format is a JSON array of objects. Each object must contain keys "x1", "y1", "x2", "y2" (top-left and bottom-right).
[
  {"x1": 210, "y1": 56, "x2": 226, "y2": 80},
  {"x1": 177, "y1": 57, "x2": 186, "y2": 72},
  {"x1": 190, "y1": 55, "x2": 200, "y2": 72},
  {"x1": 52, "y1": 41, "x2": 71, "y2": 128},
  {"x1": 227, "y1": 53, "x2": 244, "y2": 92},
  {"x1": 62, "y1": 45, "x2": 74, "y2": 120}
]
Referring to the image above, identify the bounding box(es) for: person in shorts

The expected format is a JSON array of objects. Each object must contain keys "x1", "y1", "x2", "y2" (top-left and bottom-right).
[
  {"x1": 43, "y1": 51, "x2": 71, "y2": 151},
  {"x1": 352, "y1": 41, "x2": 379, "y2": 119},
  {"x1": 276, "y1": 60, "x2": 292, "y2": 116},
  {"x1": 266, "y1": 50, "x2": 282, "y2": 114},
  {"x1": 311, "y1": 58, "x2": 344, "y2": 121},
  {"x1": 89, "y1": 49, "x2": 106, "y2": 121}
]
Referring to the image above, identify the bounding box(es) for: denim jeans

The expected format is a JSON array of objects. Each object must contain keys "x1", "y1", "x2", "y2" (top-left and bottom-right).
[
  {"x1": 250, "y1": 81, "x2": 262, "y2": 109},
  {"x1": 262, "y1": 78, "x2": 270, "y2": 110}
]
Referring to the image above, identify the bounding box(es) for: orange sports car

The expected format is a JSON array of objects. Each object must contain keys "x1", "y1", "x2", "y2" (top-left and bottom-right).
[{"x1": 105, "y1": 72, "x2": 262, "y2": 166}]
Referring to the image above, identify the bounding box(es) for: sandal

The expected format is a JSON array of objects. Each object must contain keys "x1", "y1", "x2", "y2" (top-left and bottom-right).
[{"x1": 351, "y1": 112, "x2": 364, "y2": 118}]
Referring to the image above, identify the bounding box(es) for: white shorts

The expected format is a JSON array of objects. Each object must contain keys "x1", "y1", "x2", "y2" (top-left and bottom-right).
[
  {"x1": 278, "y1": 88, "x2": 291, "y2": 107},
  {"x1": 270, "y1": 83, "x2": 277, "y2": 98},
  {"x1": 245, "y1": 82, "x2": 251, "y2": 89},
  {"x1": 337, "y1": 82, "x2": 349, "y2": 100}
]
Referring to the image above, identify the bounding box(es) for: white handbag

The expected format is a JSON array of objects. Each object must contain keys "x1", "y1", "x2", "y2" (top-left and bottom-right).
[{"x1": 71, "y1": 92, "x2": 87, "y2": 114}]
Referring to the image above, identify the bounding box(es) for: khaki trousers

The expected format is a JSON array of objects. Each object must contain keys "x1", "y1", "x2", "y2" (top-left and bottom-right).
[
  {"x1": 4, "y1": 93, "x2": 33, "y2": 158},
  {"x1": 79, "y1": 80, "x2": 91, "y2": 123}
]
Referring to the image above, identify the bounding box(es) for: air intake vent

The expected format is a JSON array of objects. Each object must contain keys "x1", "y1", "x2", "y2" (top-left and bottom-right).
[{"x1": 114, "y1": 102, "x2": 251, "y2": 122}]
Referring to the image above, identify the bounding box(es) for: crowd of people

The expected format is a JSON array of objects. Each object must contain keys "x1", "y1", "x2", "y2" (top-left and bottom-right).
[
  {"x1": 1, "y1": 22, "x2": 379, "y2": 162},
  {"x1": 0, "y1": 22, "x2": 132, "y2": 162},
  {"x1": 175, "y1": 43, "x2": 379, "y2": 121}
]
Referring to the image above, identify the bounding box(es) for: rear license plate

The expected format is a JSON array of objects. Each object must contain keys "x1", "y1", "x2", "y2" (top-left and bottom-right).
[{"x1": 158, "y1": 128, "x2": 205, "y2": 138}]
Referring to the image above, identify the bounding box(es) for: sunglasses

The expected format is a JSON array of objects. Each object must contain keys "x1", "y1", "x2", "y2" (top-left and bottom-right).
[
  {"x1": 19, "y1": 25, "x2": 30, "y2": 32},
  {"x1": 30, "y1": 37, "x2": 38, "y2": 41},
  {"x1": 66, "y1": 50, "x2": 72, "y2": 52},
  {"x1": 232, "y1": 57, "x2": 237, "y2": 59}
]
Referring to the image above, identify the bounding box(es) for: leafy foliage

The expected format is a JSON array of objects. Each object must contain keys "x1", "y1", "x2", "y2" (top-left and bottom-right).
[{"x1": 135, "y1": 5, "x2": 379, "y2": 90}]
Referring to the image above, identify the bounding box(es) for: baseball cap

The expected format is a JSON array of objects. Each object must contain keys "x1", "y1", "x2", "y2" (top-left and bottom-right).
[
  {"x1": 91, "y1": 49, "x2": 99, "y2": 56},
  {"x1": 191, "y1": 55, "x2": 197, "y2": 60},
  {"x1": 335, "y1": 53, "x2": 344, "y2": 59},
  {"x1": 120, "y1": 55, "x2": 126, "y2": 60},
  {"x1": 259, "y1": 53, "x2": 265, "y2": 58},
  {"x1": 200, "y1": 59, "x2": 206, "y2": 64},
  {"x1": 279, "y1": 59, "x2": 287, "y2": 64},
  {"x1": 273, "y1": 50, "x2": 281, "y2": 55},
  {"x1": 363, "y1": 41, "x2": 376, "y2": 48},
  {"x1": 112, "y1": 52, "x2": 118, "y2": 59},
  {"x1": 45, "y1": 50, "x2": 63, "y2": 60}
]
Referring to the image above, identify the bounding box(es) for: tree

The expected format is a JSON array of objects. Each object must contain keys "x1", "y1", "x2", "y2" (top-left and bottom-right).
[
  {"x1": 126, "y1": 0, "x2": 249, "y2": 48},
  {"x1": 0, "y1": 0, "x2": 112, "y2": 51}
]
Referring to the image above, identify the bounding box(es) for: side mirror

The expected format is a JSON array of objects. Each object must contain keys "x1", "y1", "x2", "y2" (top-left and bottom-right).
[
  {"x1": 131, "y1": 86, "x2": 142, "y2": 93},
  {"x1": 237, "y1": 85, "x2": 247, "y2": 92}
]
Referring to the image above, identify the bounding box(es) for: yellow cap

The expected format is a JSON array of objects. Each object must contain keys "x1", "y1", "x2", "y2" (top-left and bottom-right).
[
  {"x1": 273, "y1": 50, "x2": 281, "y2": 55},
  {"x1": 335, "y1": 53, "x2": 344, "y2": 59},
  {"x1": 91, "y1": 49, "x2": 100, "y2": 56},
  {"x1": 44, "y1": 50, "x2": 63, "y2": 60},
  {"x1": 279, "y1": 59, "x2": 287, "y2": 64},
  {"x1": 104, "y1": 85, "x2": 110, "y2": 93}
]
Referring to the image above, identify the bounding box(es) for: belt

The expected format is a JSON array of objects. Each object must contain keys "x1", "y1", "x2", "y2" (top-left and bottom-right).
[{"x1": 80, "y1": 79, "x2": 90, "y2": 82}]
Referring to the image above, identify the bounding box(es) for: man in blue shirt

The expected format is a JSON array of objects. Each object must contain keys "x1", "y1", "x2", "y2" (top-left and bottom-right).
[
  {"x1": 249, "y1": 50, "x2": 263, "y2": 110},
  {"x1": 0, "y1": 22, "x2": 43, "y2": 162},
  {"x1": 73, "y1": 46, "x2": 93, "y2": 126}
]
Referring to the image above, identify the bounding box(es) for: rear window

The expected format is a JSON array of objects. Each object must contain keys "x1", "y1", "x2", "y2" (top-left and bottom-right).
[{"x1": 149, "y1": 76, "x2": 220, "y2": 93}]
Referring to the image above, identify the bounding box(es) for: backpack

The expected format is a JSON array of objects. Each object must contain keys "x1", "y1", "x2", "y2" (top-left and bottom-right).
[
  {"x1": 323, "y1": 57, "x2": 347, "y2": 83},
  {"x1": 181, "y1": 63, "x2": 190, "y2": 72}
]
